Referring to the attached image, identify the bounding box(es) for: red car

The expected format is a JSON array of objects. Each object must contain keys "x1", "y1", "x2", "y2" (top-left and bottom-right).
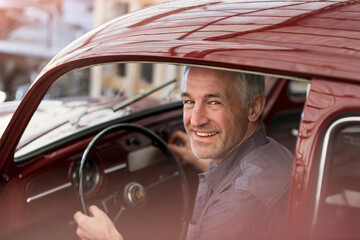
[{"x1": 0, "y1": 0, "x2": 359, "y2": 239}]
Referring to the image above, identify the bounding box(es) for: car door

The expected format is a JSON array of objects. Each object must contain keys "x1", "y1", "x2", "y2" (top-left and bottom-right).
[{"x1": 286, "y1": 78, "x2": 360, "y2": 240}]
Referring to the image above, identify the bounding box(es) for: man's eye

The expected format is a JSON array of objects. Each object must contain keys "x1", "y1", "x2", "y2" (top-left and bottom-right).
[
  {"x1": 210, "y1": 101, "x2": 221, "y2": 105},
  {"x1": 183, "y1": 100, "x2": 194, "y2": 104}
]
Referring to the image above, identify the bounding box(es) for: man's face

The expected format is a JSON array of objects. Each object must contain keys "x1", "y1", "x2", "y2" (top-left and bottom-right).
[{"x1": 182, "y1": 67, "x2": 251, "y2": 164}]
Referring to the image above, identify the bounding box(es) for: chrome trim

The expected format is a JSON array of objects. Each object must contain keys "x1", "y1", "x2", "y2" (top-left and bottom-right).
[
  {"x1": 311, "y1": 116, "x2": 360, "y2": 234},
  {"x1": 26, "y1": 182, "x2": 72, "y2": 203},
  {"x1": 145, "y1": 171, "x2": 179, "y2": 190},
  {"x1": 124, "y1": 182, "x2": 147, "y2": 208},
  {"x1": 104, "y1": 163, "x2": 127, "y2": 174}
]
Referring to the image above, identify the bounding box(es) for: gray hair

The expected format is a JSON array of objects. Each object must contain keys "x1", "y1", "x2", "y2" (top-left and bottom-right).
[
  {"x1": 235, "y1": 72, "x2": 265, "y2": 108},
  {"x1": 182, "y1": 66, "x2": 265, "y2": 108}
]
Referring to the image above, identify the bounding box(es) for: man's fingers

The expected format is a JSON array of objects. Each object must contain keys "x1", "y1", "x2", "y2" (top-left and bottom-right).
[
  {"x1": 169, "y1": 144, "x2": 187, "y2": 155},
  {"x1": 168, "y1": 130, "x2": 188, "y2": 143},
  {"x1": 74, "y1": 211, "x2": 90, "y2": 239},
  {"x1": 175, "y1": 131, "x2": 188, "y2": 142},
  {"x1": 88, "y1": 205, "x2": 100, "y2": 216},
  {"x1": 168, "y1": 130, "x2": 181, "y2": 142},
  {"x1": 74, "y1": 211, "x2": 88, "y2": 224},
  {"x1": 74, "y1": 211, "x2": 82, "y2": 221},
  {"x1": 88, "y1": 205, "x2": 109, "y2": 219}
]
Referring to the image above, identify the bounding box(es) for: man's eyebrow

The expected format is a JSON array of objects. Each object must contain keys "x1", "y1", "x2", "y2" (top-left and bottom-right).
[
  {"x1": 204, "y1": 93, "x2": 222, "y2": 99},
  {"x1": 181, "y1": 92, "x2": 191, "y2": 98},
  {"x1": 181, "y1": 93, "x2": 224, "y2": 99}
]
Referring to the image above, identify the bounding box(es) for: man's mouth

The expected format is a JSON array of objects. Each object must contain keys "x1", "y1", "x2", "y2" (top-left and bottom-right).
[{"x1": 195, "y1": 131, "x2": 218, "y2": 137}]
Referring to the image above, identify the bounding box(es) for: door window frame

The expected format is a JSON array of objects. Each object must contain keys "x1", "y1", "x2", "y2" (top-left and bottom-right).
[{"x1": 311, "y1": 116, "x2": 360, "y2": 237}]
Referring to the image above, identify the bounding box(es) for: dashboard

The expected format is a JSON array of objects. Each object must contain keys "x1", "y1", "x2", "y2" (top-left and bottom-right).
[{"x1": 11, "y1": 108, "x2": 197, "y2": 240}]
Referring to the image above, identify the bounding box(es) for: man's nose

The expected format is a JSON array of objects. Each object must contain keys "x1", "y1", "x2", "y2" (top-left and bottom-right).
[{"x1": 190, "y1": 104, "x2": 209, "y2": 127}]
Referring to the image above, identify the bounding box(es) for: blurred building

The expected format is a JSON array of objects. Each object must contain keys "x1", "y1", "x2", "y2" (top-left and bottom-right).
[{"x1": 0, "y1": 0, "x2": 172, "y2": 102}]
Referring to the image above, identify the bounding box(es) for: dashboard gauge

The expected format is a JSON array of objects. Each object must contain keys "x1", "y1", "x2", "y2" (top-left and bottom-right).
[{"x1": 72, "y1": 158, "x2": 100, "y2": 195}]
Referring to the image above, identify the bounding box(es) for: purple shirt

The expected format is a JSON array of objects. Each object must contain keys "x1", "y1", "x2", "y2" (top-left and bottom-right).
[{"x1": 186, "y1": 130, "x2": 293, "y2": 240}]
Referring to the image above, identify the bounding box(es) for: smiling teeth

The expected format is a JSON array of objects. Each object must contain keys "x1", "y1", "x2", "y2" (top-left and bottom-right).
[{"x1": 196, "y1": 132, "x2": 216, "y2": 137}]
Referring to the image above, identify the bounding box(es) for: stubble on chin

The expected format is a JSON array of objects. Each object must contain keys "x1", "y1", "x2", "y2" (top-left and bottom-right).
[{"x1": 190, "y1": 140, "x2": 219, "y2": 160}]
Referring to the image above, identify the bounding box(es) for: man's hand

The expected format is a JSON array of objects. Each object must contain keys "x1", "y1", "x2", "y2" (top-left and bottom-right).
[
  {"x1": 74, "y1": 205, "x2": 124, "y2": 240},
  {"x1": 168, "y1": 130, "x2": 210, "y2": 172}
]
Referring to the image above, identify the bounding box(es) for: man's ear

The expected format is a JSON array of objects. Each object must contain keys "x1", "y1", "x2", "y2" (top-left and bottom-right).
[{"x1": 248, "y1": 94, "x2": 266, "y2": 122}]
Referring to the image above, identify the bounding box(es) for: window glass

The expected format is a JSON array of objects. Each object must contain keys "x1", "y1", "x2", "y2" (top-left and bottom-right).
[
  {"x1": 288, "y1": 81, "x2": 309, "y2": 99},
  {"x1": 15, "y1": 63, "x2": 182, "y2": 159},
  {"x1": 312, "y1": 120, "x2": 360, "y2": 239}
]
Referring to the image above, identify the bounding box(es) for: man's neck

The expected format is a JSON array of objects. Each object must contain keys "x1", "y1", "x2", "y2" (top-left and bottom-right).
[{"x1": 212, "y1": 124, "x2": 261, "y2": 166}]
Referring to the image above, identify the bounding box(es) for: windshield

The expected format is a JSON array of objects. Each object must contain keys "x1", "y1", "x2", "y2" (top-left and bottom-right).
[
  {"x1": 11, "y1": 62, "x2": 305, "y2": 159},
  {"x1": 15, "y1": 62, "x2": 182, "y2": 158},
  {"x1": 0, "y1": 101, "x2": 21, "y2": 140}
]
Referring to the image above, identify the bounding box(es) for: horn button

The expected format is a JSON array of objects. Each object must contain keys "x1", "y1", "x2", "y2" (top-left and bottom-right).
[{"x1": 124, "y1": 182, "x2": 147, "y2": 208}]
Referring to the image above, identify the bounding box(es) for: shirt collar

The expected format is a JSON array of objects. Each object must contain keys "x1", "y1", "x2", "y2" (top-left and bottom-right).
[{"x1": 203, "y1": 129, "x2": 268, "y2": 192}]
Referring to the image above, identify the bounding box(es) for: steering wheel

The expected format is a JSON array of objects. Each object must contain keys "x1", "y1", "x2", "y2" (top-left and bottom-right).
[{"x1": 78, "y1": 123, "x2": 190, "y2": 239}]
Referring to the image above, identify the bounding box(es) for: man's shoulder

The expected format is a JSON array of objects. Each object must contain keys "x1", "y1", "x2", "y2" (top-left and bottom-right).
[
  {"x1": 241, "y1": 136, "x2": 293, "y2": 171},
  {"x1": 234, "y1": 137, "x2": 294, "y2": 207}
]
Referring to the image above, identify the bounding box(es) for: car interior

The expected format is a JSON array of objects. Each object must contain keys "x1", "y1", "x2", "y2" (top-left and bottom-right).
[{"x1": 7, "y1": 63, "x2": 310, "y2": 240}]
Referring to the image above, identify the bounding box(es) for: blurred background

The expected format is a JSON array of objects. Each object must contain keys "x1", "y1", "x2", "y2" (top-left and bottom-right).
[{"x1": 0, "y1": 0, "x2": 169, "y2": 103}]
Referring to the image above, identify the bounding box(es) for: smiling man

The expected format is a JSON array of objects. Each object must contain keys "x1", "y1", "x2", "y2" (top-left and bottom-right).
[
  {"x1": 178, "y1": 66, "x2": 293, "y2": 240},
  {"x1": 74, "y1": 66, "x2": 293, "y2": 240},
  {"x1": 182, "y1": 67, "x2": 262, "y2": 164}
]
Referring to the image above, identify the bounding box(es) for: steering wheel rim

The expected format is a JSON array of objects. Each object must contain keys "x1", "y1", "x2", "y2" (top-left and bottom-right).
[{"x1": 78, "y1": 123, "x2": 190, "y2": 239}]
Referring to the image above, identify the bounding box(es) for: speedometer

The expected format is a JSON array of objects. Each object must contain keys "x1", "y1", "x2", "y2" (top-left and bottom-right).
[{"x1": 72, "y1": 158, "x2": 100, "y2": 195}]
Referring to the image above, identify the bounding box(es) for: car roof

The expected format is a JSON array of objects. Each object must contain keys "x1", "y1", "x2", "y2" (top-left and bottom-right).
[{"x1": 40, "y1": 0, "x2": 360, "y2": 83}]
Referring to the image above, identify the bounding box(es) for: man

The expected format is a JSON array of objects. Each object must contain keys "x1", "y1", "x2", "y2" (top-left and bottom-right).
[{"x1": 74, "y1": 66, "x2": 293, "y2": 240}]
